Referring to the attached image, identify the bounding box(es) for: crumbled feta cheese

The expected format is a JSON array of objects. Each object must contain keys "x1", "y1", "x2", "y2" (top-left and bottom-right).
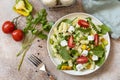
[
  {"x1": 92, "y1": 55, "x2": 98, "y2": 61},
  {"x1": 81, "y1": 50, "x2": 88, "y2": 56},
  {"x1": 88, "y1": 35, "x2": 94, "y2": 41},
  {"x1": 68, "y1": 26, "x2": 75, "y2": 33},
  {"x1": 76, "y1": 64, "x2": 84, "y2": 71},
  {"x1": 60, "y1": 40, "x2": 68, "y2": 46}
]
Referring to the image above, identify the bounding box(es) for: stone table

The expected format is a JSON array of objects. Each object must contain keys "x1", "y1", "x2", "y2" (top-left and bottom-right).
[{"x1": 0, "y1": 0, "x2": 120, "y2": 80}]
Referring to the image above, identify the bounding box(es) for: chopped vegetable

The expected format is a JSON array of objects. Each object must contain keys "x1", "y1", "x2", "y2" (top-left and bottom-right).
[
  {"x1": 59, "y1": 47, "x2": 71, "y2": 60},
  {"x1": 50, "y1": 16, "x2": 110, "y2": 71},
  {"x1": 78, "y1": 19, "x2": 89, "y2": 28},
  {"x1": 17, "y1": 9, "x2": 53, "y2": 70},
  {"x1": 76, "y1": 56, "x2": 88, "y2": 64},
  {"x1": 92, "y1": 45, "x2": 105, "y2": 58},
  {"x1": 94, "y1": 34, "x2": 99, "y2": 46},
  {"x1": 99, "y1": 24, "x2": 111, "y2": 34},
  {"x1": 68, "y1": 35, "x2": 75, "y2": 48},
  {"x1": 13, "y1": 0, "x2": 33, "y2": 16}
]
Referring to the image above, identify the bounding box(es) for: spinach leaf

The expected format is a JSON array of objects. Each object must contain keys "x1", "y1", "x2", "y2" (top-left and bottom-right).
[
  {"x1": 95, "y1": 54, "x2": 105, "y2": 66},
  {"x1": 86, "y1": 17, "x2": 99, "y2": 33},
  {"x1": 59, "y1": 47, "x2": 72, "y2": 60},
  {"x1": 77, "y1": 27, "x2": 91, "y2": 33},
  {"x1": 99, "y1": 24, "x2": 111, "y2": 34},
  {"x1": 62, "y1": 19, "x2": 72, "y2": 24},
  {"x1": 92, "y1": 45, "x2": 105, "y2": 57}
]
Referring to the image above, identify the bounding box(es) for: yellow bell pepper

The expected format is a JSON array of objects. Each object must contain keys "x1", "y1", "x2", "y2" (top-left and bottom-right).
[
  {"x1": 61, "y1": 66, "x2": 72, "y2": 70},
  {"x1": 13, "y1": 0, "x2": 33, "y2": 16},
  {"x1": 81, "y1": 44, "x2": 87, "y2": 50}
]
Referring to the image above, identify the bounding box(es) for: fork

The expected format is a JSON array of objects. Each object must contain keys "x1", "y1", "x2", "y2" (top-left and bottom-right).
[{"x1": 28, "y1": 54, "x2": 55, "y2": 80}]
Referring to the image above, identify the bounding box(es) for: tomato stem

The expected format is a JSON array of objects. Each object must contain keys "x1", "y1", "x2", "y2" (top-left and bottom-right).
[{"x1": 12, "y1": 15, "x2": 22, "y2": 29}]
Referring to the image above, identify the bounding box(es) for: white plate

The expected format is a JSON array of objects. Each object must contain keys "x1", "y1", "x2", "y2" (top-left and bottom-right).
[{"x1": 47, "y1": 13, "x2": 110, "y2": 76}]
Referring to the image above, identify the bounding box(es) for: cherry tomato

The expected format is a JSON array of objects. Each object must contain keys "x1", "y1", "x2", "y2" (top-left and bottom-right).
[
  {"x1": 94, "y1": 34, "x2": 99, "y2": 46},
  {"x1": 76, "y1": 56, "x2": 88, "y2": 64},
  {"x1": 78, "y1": 20, "x2": 89, "y2": 28},
  {"x1": 2, "y1": 21, "x2": 15, "y2": 34},
  {"x1": 12, "y1": 29, "x2": 24, "y2": 41},
  {"x1": 68, "y1": 35, "x2": 75, "y2": 48}
]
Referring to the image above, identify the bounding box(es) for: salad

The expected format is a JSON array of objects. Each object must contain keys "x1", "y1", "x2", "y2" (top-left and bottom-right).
[{"x1": 49, "y1": 16, "x2": 110, "y2": 71}]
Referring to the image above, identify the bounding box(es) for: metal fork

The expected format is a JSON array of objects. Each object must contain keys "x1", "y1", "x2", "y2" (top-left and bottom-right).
[{"x1": 28, "y1": 54, "x2": 55, "y2": 80}]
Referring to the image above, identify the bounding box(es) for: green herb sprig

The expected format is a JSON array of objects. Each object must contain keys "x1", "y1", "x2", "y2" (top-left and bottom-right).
[{"x1": 17, "y1": 9, "x2": 54, "y2": 70}]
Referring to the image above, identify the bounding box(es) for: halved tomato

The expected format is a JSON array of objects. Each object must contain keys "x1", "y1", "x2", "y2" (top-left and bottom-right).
[
  {"x1": 94, "y1": 34, "x2": 99, "y2": 46},
  {"x1": 76, "y1": 56, "x2": 88, "y2": 64},
  {"x1": 68, "y1": 35, "x2": 75, "y2": 48},
  {"x1": 78, "y1": 20, "x2": 89, "y2": 28}
]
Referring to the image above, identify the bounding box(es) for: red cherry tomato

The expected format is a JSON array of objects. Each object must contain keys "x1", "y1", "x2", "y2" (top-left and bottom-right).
[
  {"x1": 76, "y1": 56, "x2": 88, "y2": 64},
  {"x1": 68, "y1": 35, "x2": 75, "y2": 48},
  {"x1": 2, "y1": 21, "x2": 15, "y2": 34},
  {"x1": 12, "y1": 29, "x2": 24, "y2": 41},
  {"x1": 94, "y1": 34, "x2": 99, "y2": 46},
  {"x1": 78, "y1": 20, "x2": 89, "y2": 28}
]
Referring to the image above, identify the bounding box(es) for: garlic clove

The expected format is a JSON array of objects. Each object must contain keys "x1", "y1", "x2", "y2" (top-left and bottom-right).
[
  {"x1": 60, "y1": 0, "x2": 75, "y2": 6},
  {"x1": 41, "y1": 0, "x2": 57, "y2": 7}
]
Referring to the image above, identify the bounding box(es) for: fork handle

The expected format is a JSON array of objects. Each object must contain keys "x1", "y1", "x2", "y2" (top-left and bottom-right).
[
  {"x1": 47, "y1": 72, "x2": 55, "y2": 80},
  {"x1": 49, "y1": 75, "x2": 55, "y2": 80}
]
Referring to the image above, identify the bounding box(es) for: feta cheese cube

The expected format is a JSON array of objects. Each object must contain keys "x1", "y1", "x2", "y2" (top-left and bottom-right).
[
  {"x1": 92, "y1": 55, "x2": 98, "y2": 61},
  {"x1": 81, "y1": 50, "x2": 88, "y2": 56},
  {"x1": 76, "y1": 64, "x2": 84, "y2": 71},
  {"x1": 68, "y1": 26, "x2": 75, "y2": 33},
  {"x1": 88, "y1": 35, "x2": 94, "y2": 41},
  {"x1": 60, "y1": 40, "x2": 68, "y2": 47}
]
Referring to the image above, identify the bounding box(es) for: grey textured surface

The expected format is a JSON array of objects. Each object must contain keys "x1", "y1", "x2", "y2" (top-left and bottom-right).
[{"x1": 0, "y1": 0, "x2": 120, "y2": 80}]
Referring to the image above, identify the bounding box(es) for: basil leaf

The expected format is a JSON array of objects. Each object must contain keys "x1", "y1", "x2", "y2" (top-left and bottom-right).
[
  {"x1": 62, "y1": 19, "x2": 72, "y2": 24},
  {"x1": 77, "y1": 27, "x2": 91, "y2": 33},
  {"x1": 95, "y1": 54, "x2": 105, "y2": 66},
  {"x1": 99, "y1": 24, "x2": 111, "y2": 34},
  {"x1": 92, "y1": 45, "x2": 105, "y2": 57},
  {"x1": 59, "y1": 47, "x2": 72, "y2": 61}
]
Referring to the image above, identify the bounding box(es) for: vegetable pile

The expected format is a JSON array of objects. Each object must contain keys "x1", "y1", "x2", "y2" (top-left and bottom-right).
[
  {"x1": 2, "y1": 16, "x2": 24, "y2": 41},
  {"x1": 2, "y1": 0, "x2": 53, "y2": 70},
  {"x1": 49, "y1": 17, "x2": 110, "y2": 71},
  {"x1": 17, "y1": 9, "x2": 53, "y2": 70}
]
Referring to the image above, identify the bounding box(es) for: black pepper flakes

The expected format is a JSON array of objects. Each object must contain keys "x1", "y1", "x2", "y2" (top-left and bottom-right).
[
  {"x1": 37, "y1": 53, "x2": 40, "y2": 55},
  {"x1": 38, "y1": 45, "x2": 42, "y2": 48},
  {"x1": 37, "y1": 40, "x2": 40, "y2": 42}
]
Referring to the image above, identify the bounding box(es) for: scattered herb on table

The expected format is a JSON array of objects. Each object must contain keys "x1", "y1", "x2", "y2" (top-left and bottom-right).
[{"x1": 17, "y1": 9, "x2": 54, "y2": 70}]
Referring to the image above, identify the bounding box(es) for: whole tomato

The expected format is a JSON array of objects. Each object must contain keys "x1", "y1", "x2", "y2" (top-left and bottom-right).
[
  {"x1": 12, "y1": 29, "x2": 24, "y2": 41},
  {"x1": 2, "y1": 21, "x2": 15, "y2": 34}
]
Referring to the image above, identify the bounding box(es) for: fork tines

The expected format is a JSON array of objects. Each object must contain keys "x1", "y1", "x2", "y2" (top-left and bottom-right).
[{"x1": 28, "y1": 54, "x2": 42, "y2": 67}]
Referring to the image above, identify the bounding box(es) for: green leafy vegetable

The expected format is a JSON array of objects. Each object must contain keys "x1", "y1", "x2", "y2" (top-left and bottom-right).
[
  {"x1": 92, "y1": 45, "x2": 105, "y2": 57},
  {"x1": 77, "y1": 27, "x2": 91, "y2": 33},
  {"x1": 95, "y1": 54, "x2": 105, "y2": 66},
  {"x1": 17, "y1": 9, "x2": 53, "y2": 70},
  {"x1": 38, "y1": 31, "x2": 47, "y2": 39},
  {"x1": 99, "y1": 24, "x2": 111, "y2": 34},
  {"x1": 59, "y1": 47, "x2": 72, "y2": 60},
  {"x1": 87, "y1": 17, "x2": 99, "y2": 32}
]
